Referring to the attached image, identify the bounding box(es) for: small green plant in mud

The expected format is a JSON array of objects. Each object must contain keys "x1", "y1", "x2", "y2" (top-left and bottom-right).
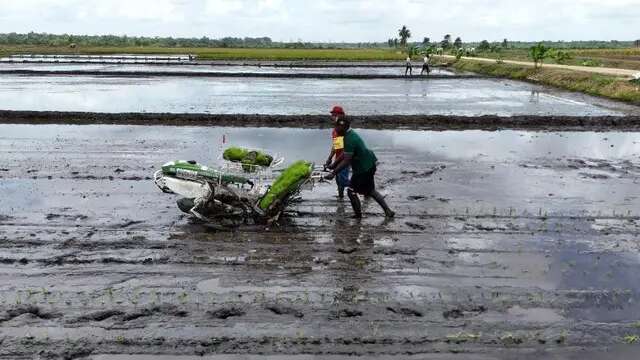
[
  {"x1": 623, "y1": 335, "x2": 639, "y2": 344},
  {"x1": 41, "y1": 287, "x2": 51, "y2": 302},
  {"x1": 446, "y1": 332, "x2": 481, "y2": 344},
  {"x1": 106, "y1": 287, "x2": 115, "y2": 303},
  {"x1": 151, "y1": 290, "x2": 161, "y2": 305},
  {"x1": 556, "y1": 330, "x2": 568, "y2": 344},
  {"x1": 127, "y1": 289, "x2": 140, "y2": 305},
  {"x1": 500, "y1": 332, "x2": 524, "y2": 345},
  {"x1": 178, "y1": 291, "x2": 189, "y2": 304},
  {"x1": 26, "y1": 289, "x2": 39, "y2": 304}
]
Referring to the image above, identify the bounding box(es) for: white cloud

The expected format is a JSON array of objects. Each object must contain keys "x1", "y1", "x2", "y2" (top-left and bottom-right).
[{"x1": 0, "y1": 0, "x2": 638, "y2": 41}]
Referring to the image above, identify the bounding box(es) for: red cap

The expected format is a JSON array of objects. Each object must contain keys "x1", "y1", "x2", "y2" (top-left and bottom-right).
[{"x1": 330, "y1": 105, "x2": 345, "y2": 116}]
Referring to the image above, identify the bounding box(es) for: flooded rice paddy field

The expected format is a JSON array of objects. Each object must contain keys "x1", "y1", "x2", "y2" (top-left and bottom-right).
[
  {"x1": 0, "y1": 74, "x2": 639, "y2": 116},
  {"x1": 0, "y1": 62, "x2": 456, "y2": 76},
  {"x1": 1, "y1": 125, "x2": 640, "y2": 358}
]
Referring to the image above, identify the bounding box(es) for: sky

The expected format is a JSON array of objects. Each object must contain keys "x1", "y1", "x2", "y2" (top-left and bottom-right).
[{"x1": 0, "y1": 0, "x2": 638, "y2": 42}]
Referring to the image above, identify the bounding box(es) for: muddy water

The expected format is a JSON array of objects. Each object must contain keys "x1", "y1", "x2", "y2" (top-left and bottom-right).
[
  {"x1": 1, "y1": 124, "x2": 640, "y2": 358},
  {"x1": 0, "y1": 62, "x2": 456, "y2": 76},
  {"x1": 0, "y1": 74, "x2": 636, "y2": 116}
]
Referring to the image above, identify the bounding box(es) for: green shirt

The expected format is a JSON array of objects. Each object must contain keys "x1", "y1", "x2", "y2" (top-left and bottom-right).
[{"x1": 344, "y1": 129, "x2": 377, "y2": 175}]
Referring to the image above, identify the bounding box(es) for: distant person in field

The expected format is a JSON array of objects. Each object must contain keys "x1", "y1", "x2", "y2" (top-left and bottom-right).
[
  {"x1": 405, "y1": 56, "x2": 412, "y2": 76},
  {"x1": 421, "y1": 54, "x2": 431, "y2": 75},
  {"x1": 324, "y1": 106, "x2": 350, "y2": 199},
  {"x1": 325, "y1": 114, "x2": 395, "y2": 219}
]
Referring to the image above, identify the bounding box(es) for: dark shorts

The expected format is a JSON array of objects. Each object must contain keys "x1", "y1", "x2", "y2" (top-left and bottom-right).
[{"x1": 349, "y1": 166, "x2": 376, "y2": 195}]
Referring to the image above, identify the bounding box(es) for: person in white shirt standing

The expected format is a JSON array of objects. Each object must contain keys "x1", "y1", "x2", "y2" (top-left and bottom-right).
[
  {"x1": 421, "y1": 54, "x2": 431, "y2": 75},
  {"x1": 405, "y1": 56, "x2": 412, "y2": 76}
]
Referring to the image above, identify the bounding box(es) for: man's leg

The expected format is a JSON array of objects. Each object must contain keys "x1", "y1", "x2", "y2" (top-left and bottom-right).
[
  {"x1": 347, "y1": 188, "x2": 362, "y2": 218},
  {"x1": 336, "y1": 167, "x2": 349, "y2": 199},
  {"x1": 370, "y1": 190, "x2": 395, "y2": 218}
]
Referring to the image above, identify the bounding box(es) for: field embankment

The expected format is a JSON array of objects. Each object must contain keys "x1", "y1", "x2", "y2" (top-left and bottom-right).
[
  {"x1": 0, "y1": 45, "x2": 406, "y2": 61},
  {"x1": 2, "y1": 111, "x2": 640, "y2": 131},
  {"x1": 450, "y1": 59, "x2": 640, "y2": 105}
]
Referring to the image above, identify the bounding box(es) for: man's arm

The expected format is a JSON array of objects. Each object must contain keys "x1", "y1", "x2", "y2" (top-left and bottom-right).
[
  {"x1": 325, "y1": 153, "x2": 352, "y2": 180},
  {"x1": 328, "y1": 153, "x2": 344, "y2": 169},
  {"x1": 325, "y1": 148, "x2": 335, "y2": 167}
]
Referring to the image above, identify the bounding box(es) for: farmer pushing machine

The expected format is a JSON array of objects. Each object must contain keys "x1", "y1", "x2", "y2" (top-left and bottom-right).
[{"x1": 154, "y1": 106, "x2": 393, "y2": 225}]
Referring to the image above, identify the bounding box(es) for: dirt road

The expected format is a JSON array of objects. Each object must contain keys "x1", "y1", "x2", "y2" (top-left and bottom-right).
[
  {"x1": 440, "y1": 55, "x2": 640, "y2": 79},
  {"x1": 2, "y1": 124, "x2": 640, "y2": 359}
]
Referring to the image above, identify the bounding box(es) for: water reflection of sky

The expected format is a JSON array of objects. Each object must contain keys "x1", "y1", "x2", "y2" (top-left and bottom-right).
[
  {"x1": 0, "y1": 75, "x2": 634, "y2": 116},
  {"x1": 0, "y1": 63, "x2": 455, "y2": 76},
  {"x1": 3, "y1": 125, "x2": 640, "y2": 164}
]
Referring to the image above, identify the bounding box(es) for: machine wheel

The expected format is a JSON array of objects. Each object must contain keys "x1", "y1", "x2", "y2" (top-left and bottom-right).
[{"x1": 177, "y1": 198, "x2": 195, "y2": 214}]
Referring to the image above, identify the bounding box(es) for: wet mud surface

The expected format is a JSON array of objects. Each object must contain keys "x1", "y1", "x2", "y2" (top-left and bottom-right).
[
  {"x1": 0, "y1": 69, "x2": 469, "y2": 80},
  {"x1": 1, "y1": 125, "x2": 640, "y2": 358},
  {"x1": 1, "y1": 74, "x2": 637, "y2": 116},
  {"x1": 0, "y1": 63, "x2": 457, "y2": 78},
  {"x1": 2, "y1": 110, "x2": 640, "y2": 131},
  {"x1": 0, "y1": 59, "x2": 435, "y2": 68}
]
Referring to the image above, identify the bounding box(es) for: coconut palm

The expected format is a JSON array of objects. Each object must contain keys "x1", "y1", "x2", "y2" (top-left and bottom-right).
[{"x1": 398, "y1": 25, "x2": 411, "y2": 48}]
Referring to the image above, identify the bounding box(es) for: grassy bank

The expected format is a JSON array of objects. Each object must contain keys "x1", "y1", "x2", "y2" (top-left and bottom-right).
[
  {"x1": 451, "y1": 59, "x2": 640, "y2": 105},
  {"x1": 470, "y1": 48, "x2": 640, "y2": 71},
  {"x1": 0, "y1": 45, "x2": 406, "y2": 61}
]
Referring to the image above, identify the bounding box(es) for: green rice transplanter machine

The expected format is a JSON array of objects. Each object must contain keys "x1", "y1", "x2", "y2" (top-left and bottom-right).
[{"x1": 154, "y1": 146, "x2": 326, "y2": 225}]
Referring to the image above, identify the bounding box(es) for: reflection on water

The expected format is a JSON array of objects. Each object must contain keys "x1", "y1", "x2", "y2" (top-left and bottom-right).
[
  {"x1": 0, "y1": 62, "x2": 456, "y2": 76},
  {"x1": 530, "y1": 90, "x2": 540, "y2": 103},
  {"x1": 2, "y1": 125, "x2": 640, "y2": 164},
  {"x1": 0, "y1": 75, "x2": 631, "y2": 116}
]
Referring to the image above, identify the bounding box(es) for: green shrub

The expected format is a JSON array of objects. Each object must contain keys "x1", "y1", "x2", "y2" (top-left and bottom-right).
[
  {"x1": 551, "y1": 49, "x2": 573, "y2": 64},
  {"x1": 259, "y1": 161, "x2": 312, "y2": 210},
  {"x1": 581, "y1": 58, "x2": 602, "y2": 67},
  {"x1": 529, "y1": 43, "x2": 551, "y2": 68}
]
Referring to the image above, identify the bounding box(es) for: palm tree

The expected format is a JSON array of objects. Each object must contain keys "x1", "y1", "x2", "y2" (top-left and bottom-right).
[{"x1": 398, "y1": 25, "x2": 411, "y2": 48}]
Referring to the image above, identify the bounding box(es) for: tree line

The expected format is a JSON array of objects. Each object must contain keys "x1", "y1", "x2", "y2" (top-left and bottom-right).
[
  {"x1": 0, "y1": 32, "x2": 392, "y2": 49},
  {"x1": 388, "y1": 27, "x2": 636, "y2": 50},
  {"x1": 1, "y1": 31, "x2": 636, "y2": 50}
]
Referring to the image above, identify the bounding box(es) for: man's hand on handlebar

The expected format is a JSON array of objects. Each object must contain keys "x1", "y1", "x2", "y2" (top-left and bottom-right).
[{"x1": 324, "y1": 172, "x2": 335, "y2": 181}]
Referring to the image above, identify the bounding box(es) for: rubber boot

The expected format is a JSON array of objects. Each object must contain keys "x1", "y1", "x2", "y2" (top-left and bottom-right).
[
  {"x1": 347, "y1": 189, "x2": 362, "y2": 219},
  {"x1": 338, "y1": 185, "x2": 345, "y2": 199},
  {"x1": 370, "y1": 190, "x2": 395, "y2": 218}
]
